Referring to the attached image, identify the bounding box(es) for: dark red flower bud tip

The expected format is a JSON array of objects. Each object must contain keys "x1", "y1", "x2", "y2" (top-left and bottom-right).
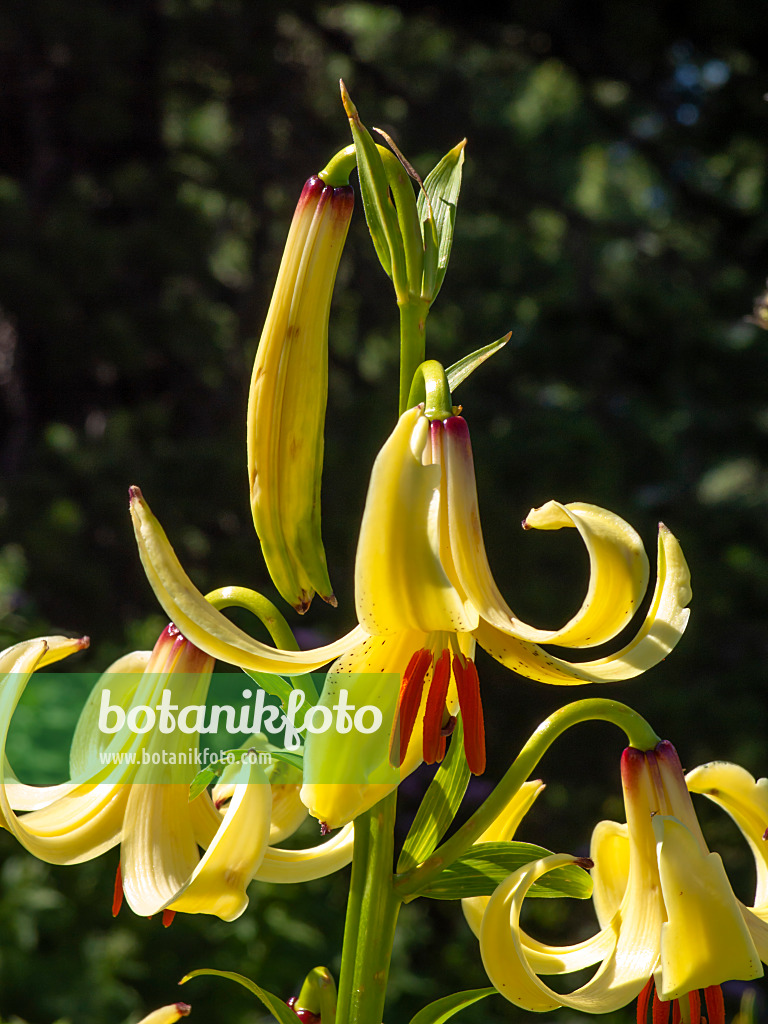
[
  {"x1": 128, "y1": 484, "x2": 143, "y2": 503},
  {"x1": 521, "y1": 518, "x2": 530, "y2": 530},
  {"x1": 287, "y1": 997, "x2": 321, "y2": 1024}
]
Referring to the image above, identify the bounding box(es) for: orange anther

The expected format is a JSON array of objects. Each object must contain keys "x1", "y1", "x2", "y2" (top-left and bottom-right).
[
  {"x1": 422, "y1": 649, "x2": 451, "y2": 764},
  {"x1": 112, "y1": 861, "x2": 123, "y2": 918},
  {"x1": 453, "y1": 656, "x2": 486, "y2": 775}
]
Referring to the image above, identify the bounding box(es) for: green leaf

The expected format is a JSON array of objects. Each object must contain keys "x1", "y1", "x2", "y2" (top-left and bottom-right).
[
  {"x1": 181, "y1": 968, "x2": 299, "y2": 1024},
  {"x1": 408, "y1": 987, "x2": 496, "y2": 1024},
  {"x1": 414, "y1": 842, "x2": 593, "y2": 901},
  {"x1": 188, "y1": 748, "x2": 303, "y2": 801},
  {"x1": 340, "y1": 82, "x2": 407, "y2": 298},
  {"x1": 417, "y1": 140, "x2": 465, "y2": 301},
  {"x1": 378, "y1": 145, "x2": 424, "y2": 299},
  {"x1": 243, "y1": 668, "x2": 294, "y2": 708},
  {"x1": 446, "y1": 334, "x2": 511, "y2": 393},
  {"x1": 397, "y1": 718, "x2": 470, "y2": 873}
]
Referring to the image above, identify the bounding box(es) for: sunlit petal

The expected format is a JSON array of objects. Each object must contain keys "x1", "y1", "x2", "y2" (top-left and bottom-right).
[
  {"x1": 653, "y1": 816, "x2": 763, "y2": 999},
  {"x1": 355, "y1": 407, "x2": 477, "y2": 635},
  {"x1": 590, "y1": 820, "x2": 630, "y2": 928},
  {"x1": 166, "y1": 760, "x2": 272, "y2": 921},
  {"x1": 474, "y1": 523, "x2": 690, "y2": 683},
  {"x1": 255, "y1": 821, "x2": 354, "y2": 882},
  {"x1": 130, "y1": 487, "x2": 366, "y2": 672},
  {"x1": 687, "y1": 762, "x2": 768, "y2": 912}
]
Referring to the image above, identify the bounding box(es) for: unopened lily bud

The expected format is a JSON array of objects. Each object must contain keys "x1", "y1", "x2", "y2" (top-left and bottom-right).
[
  {"x1": 248, "y1": 176, "x2": 353, "y2": 613},
  {"x1": 136, "y1": 1003, "x2": 191, "y2": 1024}
]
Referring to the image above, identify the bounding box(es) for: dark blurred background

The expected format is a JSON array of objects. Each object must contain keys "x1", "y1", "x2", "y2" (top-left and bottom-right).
[{"x1": 2, "y1": 1, "x2": 768, "y2": 1021}]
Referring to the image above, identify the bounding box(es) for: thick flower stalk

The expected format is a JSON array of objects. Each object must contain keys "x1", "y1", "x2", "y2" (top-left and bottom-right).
[
  {"x1": 477, "y1": 739, "x2": 767, "y2": 1014},
  {"x1": 0, "y1": 629, "x2": 353, "y2": 920},
  {"x1": 248, "y1": 175, "x2": 353, "y2": 613}
]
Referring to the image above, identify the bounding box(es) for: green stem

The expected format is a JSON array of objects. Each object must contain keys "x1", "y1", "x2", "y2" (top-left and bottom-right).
[
  {"x1": 319, "y1": 144, "x2": 357, "y2": 187},
  {"x1": 398, "y1": 297, "x2": 430, "y2": 414},
  {"x1": 336, "y1": 791, "x2": 401, "y2": 1024},
  {"x1": 205, "y1": 586, "x2": 299, "y2": 651},
  {"x1": 406, "y1": 359, "x2": 453, "y2": 419},
  {"x1": 394, "y1": 698, "x2": 659, "y2": 899}
]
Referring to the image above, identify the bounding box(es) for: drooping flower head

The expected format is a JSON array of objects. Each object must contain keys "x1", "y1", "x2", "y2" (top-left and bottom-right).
[
  {"x1": 0, "y1": 628, "x2": 354, "y2": 920},
  {"x1": 476, "y1": 738, "x2": 767, "y2": 1016}
]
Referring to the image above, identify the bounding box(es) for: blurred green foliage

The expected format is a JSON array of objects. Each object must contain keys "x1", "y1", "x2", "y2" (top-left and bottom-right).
[{"x1": 2, "y1": 1, "x2": 768, "y2": 1021}]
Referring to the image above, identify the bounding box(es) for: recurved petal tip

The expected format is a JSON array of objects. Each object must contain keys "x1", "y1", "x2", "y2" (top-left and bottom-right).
[
  {"x1": 128, "y1": 484, "x2": 144, "y2": 504},
  {"x1": 136, "y1": 1003, "x2": 191, "y2": 1024}
]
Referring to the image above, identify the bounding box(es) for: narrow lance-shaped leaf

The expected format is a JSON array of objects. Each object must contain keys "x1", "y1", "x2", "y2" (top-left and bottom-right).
[
  {"x1": 340, "y1": 81, "x2": 407, "y2": 299},
  {"x1": 411, "y1": 841, "x2": 594, "y2": 901},
  {"x1": 377, "y1": 144, "x2": 424, "y2": 299},
  {"x1": 446, "y1": 333, "x2": 511, "y2": 393},
  {"x1": 408, "y1": 987, "x2": 497, "y2": 1024},
  {"x1": 180, "y1": 969, "x2": 299, "y2": 1024},
  {"x1": 397, "y1": 717, "x2": 470, "y2": 873},
  {"x1": 417, "y1": 140, "x2": 466, "y2": 302}
]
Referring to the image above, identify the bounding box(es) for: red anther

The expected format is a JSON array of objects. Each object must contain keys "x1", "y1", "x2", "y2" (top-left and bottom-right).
[
  {"x1": 687, "y1": 990, "x2": 701, "y2": 1024},
  {"x1": 112, "y1": 862, "x2": 123, "y2": 917},
  {"x1": 703, "y1": 986, "x2": 724, "y2": 1024},
  {"x1": 453, "y1": 656, "x2": 486, "y2": 775},
  {"x1": 389, "y1": 648, "x2": 432, "y2": 767},
  {"x1": 162, "y1": 909, "x2": 176, "y2": 928},
  {"x1": 637, "y1": 978, "x2": 654, "y2": 1024},
  {"x1": 422, "y1": 649, "x2": 451, "y2": 765},
  {"x1": 672, "y1": 1000, "x2": 681, "y2": 1024},
  {"x1": 652, "y1": 989, "x2": 670, "y2": 1024}
]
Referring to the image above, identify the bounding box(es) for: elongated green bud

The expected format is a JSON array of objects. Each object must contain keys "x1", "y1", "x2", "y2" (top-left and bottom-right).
[{"x1": 248, "y1": 176, "x2": 353, "y2": 612}]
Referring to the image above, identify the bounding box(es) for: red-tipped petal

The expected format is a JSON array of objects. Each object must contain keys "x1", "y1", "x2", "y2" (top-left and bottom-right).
[
  {"x1": 389, "y1": 648, "x2": 432, "y2": 767},
  {"x1": 453, "y1": 656, "x2": 486, "y2": 775},
  {"x1": 422, "y1": 649, "x2": 451, "y2": 764},
  {"x1": 704, "y1": 987, "x2": 724, "y2": 1024}
]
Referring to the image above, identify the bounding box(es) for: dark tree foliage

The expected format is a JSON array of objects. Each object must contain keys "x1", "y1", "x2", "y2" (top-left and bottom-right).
[{"x1": 1, "y1": 2, "x2": 768, "y2": 1022}]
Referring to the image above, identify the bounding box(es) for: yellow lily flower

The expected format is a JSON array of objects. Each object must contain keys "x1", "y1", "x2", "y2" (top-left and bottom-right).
[
  {"x1": 0, "y1": 628, "x2": 354, "y2": 921},
  {"x1": 352, "y1": 406, "x2": 691, "y2": 775},
  {"x1": 477, "y1": 740, "x2": 766, "y2": 1016},
  {"x1": 128, "y1": 398, "x2": 690, "y2": 824}
]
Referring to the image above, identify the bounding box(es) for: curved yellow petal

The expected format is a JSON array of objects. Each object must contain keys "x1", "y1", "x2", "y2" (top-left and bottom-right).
[
  {"x1": 255, "y1": 821, "x2": 354, "y2": 882},
  {"x1": 120, "y1": 783, "x2": 200, "y2": 916},
  {"x1": 355, "y1": 408, "x2": 478, "y2": 636},
  {"x1": 687, "y1": 762, "x2": 768, "y2": 913},
  {"x1": 474, "y1": 524, "x2": 690, "y2": 683},
  {"x1": 69, "y1": 650, "x2": 151, "y2": 779},
  {"x1": 462, "y1": 780, "x2": 545, "y2": 937},
  {"x1": 653, "y1": 815, "x2": 763, "y2": 999},
  {"x1": 0, "y1": 637, "x2": 127, "y2": 863},
  {"x1": 166, "y1": 760, "x2": 272, "y2": 921},
  {"x1": 129, "y1": 487, "x2": 366, "y2": 673},
  {"x1": 443, "y1": 417, "x2": 652, "y2": 646},
  {"x1": 590, "y1": 820, "x2": 630, "y2": 929}
]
